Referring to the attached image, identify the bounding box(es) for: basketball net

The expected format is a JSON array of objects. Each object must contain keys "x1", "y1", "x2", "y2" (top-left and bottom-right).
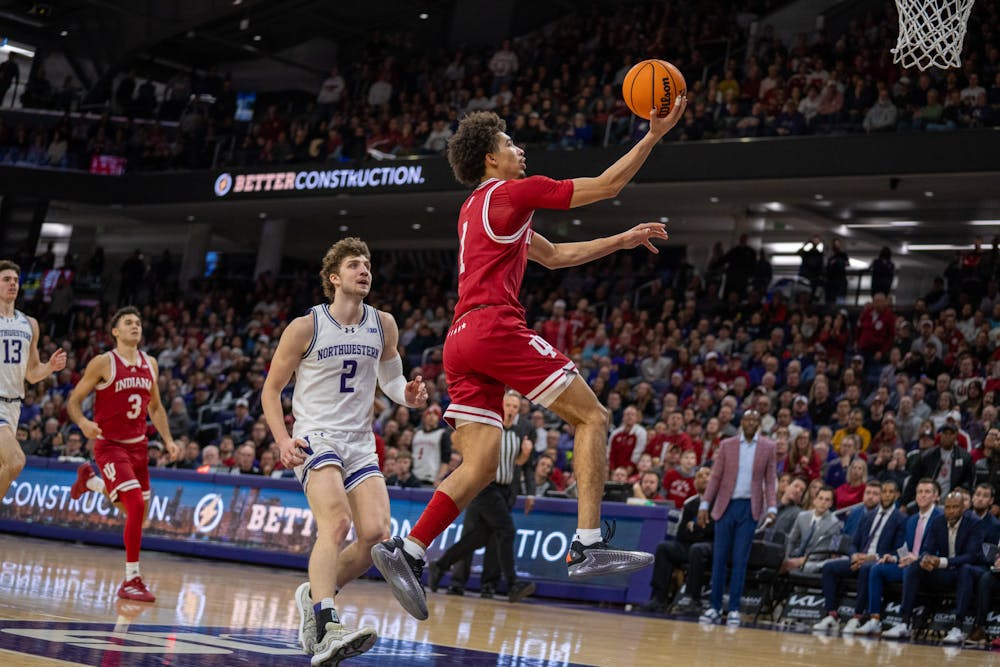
[{"x1": 892, "y1": 0, "x2": 977, "y2": 70}]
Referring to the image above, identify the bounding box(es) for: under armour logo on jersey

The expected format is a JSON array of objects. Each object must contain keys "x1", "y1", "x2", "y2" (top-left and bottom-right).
[
  {"x1": 345, "y1": 327, "x2": 356, "y2": 334},
  {"x1": 102, "y1": 462, "x2": 116, "y2": 481}
]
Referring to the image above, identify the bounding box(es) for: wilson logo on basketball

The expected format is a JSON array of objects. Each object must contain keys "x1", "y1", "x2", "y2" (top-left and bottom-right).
[
  {"x1": 101, "y1": 463, "x2": 116, "y2": 482},
  {"x1": 193, "y1": 494, "x2": 224, "y2": 533}
]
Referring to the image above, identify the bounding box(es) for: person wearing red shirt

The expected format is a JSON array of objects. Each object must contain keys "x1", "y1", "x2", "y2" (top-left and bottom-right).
[
  {"x1": 540, "y1": 299, "x2": 575, "y2": 355},
  {"x1": 834, "y1": 458, "x2": 869, "y2": 508},
  {"x1": 663, "y1": 411, "x2": 699, "y2": 462},
  {"x1": 68, "y1": 307, "x2": 180, "y2": 603},
  {"x1": 608, "y1": 406, "x2": 648, "y2": 475},
  {"x1": 645, "y1": 421, "x2": 670, "y2": 463},
  {"x1": 856, "y1": 293, "x2": 895, "y2": 361},
  {"x1": 371, "y1": 97, "x2": 688, "y2": 619},
  {"x1": 663, "y1": 450, "x2": 699, "y2": 508}
]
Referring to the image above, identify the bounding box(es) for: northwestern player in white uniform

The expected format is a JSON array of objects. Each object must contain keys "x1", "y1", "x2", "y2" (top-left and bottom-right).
[
  {"x1": 0, "y1": 260, "x2": 66, "y2": 498},
  {"x1": 262, "y1": 238, "x2": 426, "y2": 667}
]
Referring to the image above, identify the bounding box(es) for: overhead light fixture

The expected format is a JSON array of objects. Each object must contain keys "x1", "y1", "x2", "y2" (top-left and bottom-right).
[
  {"x1": 0, "y1": 41, "x2": 36, "y2": 58},
  {"x1": 418, "y1": 12, "x2": 429, "y2": 19},
  {"x1": 339, "y1": 225, "x2": 348, "y2": 232},
  {"x1": 658, "y1": 216, "x2": 669, "y2": 223},
  {"x1": 765, "y1": 242, "x2": 807, "y2": 253},
  {"x1": 969, "y1": 220, "x2": 1000, "y2": 226},
  {"x1": 763, "y1": 202, "x2": 785, "y2": 212},
  {"x1": 847, "y1": 258, "x2": 868, "y2": 269},
  {"x1": 59, "y1": 29, "x2": 68, "y2": 37},
  {"x1": 814, "y1": 194, "x2": 823, "y2": 200},
  {"x1": 425, "y1": 205, "x2": 435, "y2": 213},
  {"x1": 571, "y1": 219, "x2": 582, "y2": 226},
  {"x1": 253, "y1": 34, "x2": 261, "y2": 41},
  {"x1": 907, "y1": 244, "x2": 975, "y2": 251},
  {"x1": 240, "y1": 18, "x2": 250, "y2": 30},
  {"x1": 412, "y1": 223, "x2": 422, "y2": 230},
  {"x1": 845, "y1": 221, "x2": 919, "y2": 228},
  {"x1": 709, "y1": 196, "x2": 720, "y2": 203},
  {"x1": 923, "y1": 191, "x2": 934, "y2": 197},
  {"x1": 339, "y1": 209, "x2": 347, "y2": 216},
  {"x1": 768, "y1": 255, "x2": 801, "y2": 266},
  {"x1": 258, "y1": 212, "x2": 267, "y2": 219}
]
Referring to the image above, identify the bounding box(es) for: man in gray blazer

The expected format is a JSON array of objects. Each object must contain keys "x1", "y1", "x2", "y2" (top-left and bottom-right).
[{"x1": 782, "y1": 485, "x2": 842, "y2": 573}]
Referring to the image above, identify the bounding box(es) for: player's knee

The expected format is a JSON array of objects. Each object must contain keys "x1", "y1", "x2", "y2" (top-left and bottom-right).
[
  {"x1": 586, "y1": 402, "x2": 609, "y2": 430},
  {"x1": 354, "y1": 519, "x2": 391, "y2": 547},
  {"x1": 317, "y1": 513, "x2": 353, "y2": 545}
]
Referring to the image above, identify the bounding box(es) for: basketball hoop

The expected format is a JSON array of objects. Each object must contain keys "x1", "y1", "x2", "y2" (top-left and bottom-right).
[{"x1": 892, "y1": 0, "x2": 977, "y2": 70}]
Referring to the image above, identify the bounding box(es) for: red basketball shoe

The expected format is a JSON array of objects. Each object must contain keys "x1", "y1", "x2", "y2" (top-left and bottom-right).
[
  {"x1": 117, "y1": 577, "x2": 156, "y2": 603},
  {"x1": 70, "y1": 463, "x2": 96, "y2": 500}
]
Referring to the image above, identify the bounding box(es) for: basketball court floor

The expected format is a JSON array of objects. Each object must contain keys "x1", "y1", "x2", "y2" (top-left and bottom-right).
[{"x1": 0, "y1": 535, "x2": 994, "y2": 666}]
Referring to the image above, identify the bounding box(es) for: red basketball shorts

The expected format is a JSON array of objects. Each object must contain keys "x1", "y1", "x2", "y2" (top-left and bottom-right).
[
  {"x1": 443, "y1": 305, "x2": 577, "y2": 429},
  {"x1": 94, "y1": 438, "x2": 151, "y2": 503}
]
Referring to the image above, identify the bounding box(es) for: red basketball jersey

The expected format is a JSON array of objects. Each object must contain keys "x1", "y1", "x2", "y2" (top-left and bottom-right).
[
  {"x1": 94, "y1": 350, "x2": 154, "y2": 444},
  {"x1": 454, "y1": 176, "x2": 573, "y2": 319}
]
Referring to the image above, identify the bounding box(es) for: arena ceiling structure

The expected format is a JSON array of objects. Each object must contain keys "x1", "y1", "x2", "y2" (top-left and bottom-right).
[{"x1": 2, "y1": 0, "x2": 999, "y2": 277}]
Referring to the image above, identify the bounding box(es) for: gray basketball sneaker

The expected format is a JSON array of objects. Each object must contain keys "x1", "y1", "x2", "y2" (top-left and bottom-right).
[
  {"x1": 294, "y1": 582, "x2": 316, "y2": 655},
  {"x1": 310, "y1": 621, "x2": 378, "y2": 666},
  {"x1": 566, "y1": 521, "x2": 654, "y2": 579},
  {"x1": 370, "y1": 536, "x2": 429, "y2": 620}
]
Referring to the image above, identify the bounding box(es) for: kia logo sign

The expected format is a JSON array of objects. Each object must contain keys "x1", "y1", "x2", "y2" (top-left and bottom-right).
[{"x1": 214, "y1": 173, "x2": 233, "y2": 197}]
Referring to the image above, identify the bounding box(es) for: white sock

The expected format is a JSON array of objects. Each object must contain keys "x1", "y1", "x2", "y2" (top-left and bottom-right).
[
  {"x1": 86, "y1": 477, "x2": 105, "y2": 493},
  {"x1": 402, "y1": 537, "x2": 426, "y2": 560},
  {"x1": 320, "y1": 597, "x2": 335, "y2": 610},
  {"x1": 575, "y1": 528, "x2": 602, "y2": 546},
  {"x1": 125, "y1": 561, "x2": 140, "y2": 580}
]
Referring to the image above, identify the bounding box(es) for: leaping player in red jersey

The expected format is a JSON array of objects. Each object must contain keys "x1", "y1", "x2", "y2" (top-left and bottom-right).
[
  {"x1": 67, "y1": 306, "x2": 179, "y2": 602},
  {"x1": 371, "y1": 95, "x2": 687, "y2": 620}
]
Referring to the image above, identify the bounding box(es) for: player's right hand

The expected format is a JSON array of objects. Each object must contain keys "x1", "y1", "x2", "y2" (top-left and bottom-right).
[
  {"x1": 648, "y1": 94, "x2": 687, "y2": 137},
  {"x1": 278, "y1": 437, "x2": 309, "y2": 468},
  {"x1": 80, "y1": 419, "x2": 102, "y2": 440}
]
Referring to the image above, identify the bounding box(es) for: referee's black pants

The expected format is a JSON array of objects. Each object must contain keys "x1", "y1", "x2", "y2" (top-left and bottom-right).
[{"x1": 436, "y1": 482, "x2": 517, "y2": 589}]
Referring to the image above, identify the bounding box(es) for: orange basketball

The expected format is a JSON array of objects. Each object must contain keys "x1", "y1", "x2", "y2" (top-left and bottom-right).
[{"x1": 621, "y1": 59, "x2": 687, "y2": 120}]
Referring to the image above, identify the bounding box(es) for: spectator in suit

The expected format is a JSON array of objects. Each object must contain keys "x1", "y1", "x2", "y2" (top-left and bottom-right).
[
  {"x1": 782, "y1": 486, "x2": 841, "y2": 573},
  {"x1": 813, "y1": 479, "x2": 906, "y2": 633},
  {"x1": 960, "y1": 502, "x2": 1000, "y2": 645},
  {"x1": 769, "y1": 476, "x2": 808, "y2": 535},
  {"x1": 858, "y1": 479, "x2": 942, "y2": 635},
  {"x1": 842, "y1": 479, "x2": 884, "y2": 540},
  {"x1": 697, "y1": 409, "x2": 777, "y2": 627},
  {"x1": 902, "y1": 422, "x2": 975, "y2": 506},
  {"x1": 640, "y1": 466, "x2": 713, "y2": 613},
  {"x1": 882, "y1": 491, "x2": 984, "y2": 639}
]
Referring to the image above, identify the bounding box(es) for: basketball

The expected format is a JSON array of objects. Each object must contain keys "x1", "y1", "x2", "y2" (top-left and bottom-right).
[{"x1": 621, "y1": 59, "x2": 687, "y2": 120}]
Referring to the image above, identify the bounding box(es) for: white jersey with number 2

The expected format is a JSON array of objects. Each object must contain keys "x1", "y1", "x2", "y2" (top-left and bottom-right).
[{"x1": 292, "y1": 303, "x2": 384, "y2": 436}]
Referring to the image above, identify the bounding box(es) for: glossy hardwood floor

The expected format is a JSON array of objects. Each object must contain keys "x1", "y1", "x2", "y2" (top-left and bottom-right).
[{"x1": 0, "y1": 535, "x2": 994, "y2": 666}]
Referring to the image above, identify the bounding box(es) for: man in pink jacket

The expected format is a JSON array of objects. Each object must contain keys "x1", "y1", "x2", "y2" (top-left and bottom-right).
[{"x1": 696, "y1": 409, "x2": 777, "y2": 627}]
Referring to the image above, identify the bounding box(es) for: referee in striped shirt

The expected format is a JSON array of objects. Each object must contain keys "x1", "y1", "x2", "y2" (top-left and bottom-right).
[{"x1": 427, "y1": 390, "x2": 536, "y2": 601}]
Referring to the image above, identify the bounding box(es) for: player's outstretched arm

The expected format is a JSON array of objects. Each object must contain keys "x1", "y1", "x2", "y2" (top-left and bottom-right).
[
  {"x1": 528, "y1": 223, "x2": 669, "y2": 270},
  {"x1": 377, "y1": 311, "x2": 427, "y2": 408},
  {"x1": 568, "y1": 94, "x2": 686, "y2": 209},
  {"x1": 67, "y1": 354, "x2": 109, "y2": 440},
  {"x1": 24, "y1": 317, "x2": 67, "y2": 384},
  {"x1": 263, "y1": 314, "x2": 312, "y2": 468},
  {"x1": 145, "y1": 358, "x2": 179, "y2": 461}
]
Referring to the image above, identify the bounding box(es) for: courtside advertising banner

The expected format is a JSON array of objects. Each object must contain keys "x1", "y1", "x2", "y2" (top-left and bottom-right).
[{"x1": 0, "y1": 460, "x2": 663, "y2": 592}]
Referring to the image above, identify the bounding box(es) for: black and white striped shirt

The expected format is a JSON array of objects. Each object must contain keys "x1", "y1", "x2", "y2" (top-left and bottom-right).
[{"x1": 497, "y1": 425, "x2": 522, "y2": 485}]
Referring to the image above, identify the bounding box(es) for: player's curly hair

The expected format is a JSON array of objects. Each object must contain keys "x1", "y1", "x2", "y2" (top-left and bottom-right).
[
  {"x1": 447, "y1": 111, "x2": 506, "y2": 188},
  {"x1": 320, "y1": 237, "x2": 371, "y2": 301}
]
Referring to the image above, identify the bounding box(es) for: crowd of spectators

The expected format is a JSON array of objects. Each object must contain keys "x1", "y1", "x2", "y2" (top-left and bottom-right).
[
  {"x1": 11, "y1": 228, "x2": 1000, "y2": 520},
  {"x1": 2, "y1": 1, "x2": 1000, "y2": 172}
]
